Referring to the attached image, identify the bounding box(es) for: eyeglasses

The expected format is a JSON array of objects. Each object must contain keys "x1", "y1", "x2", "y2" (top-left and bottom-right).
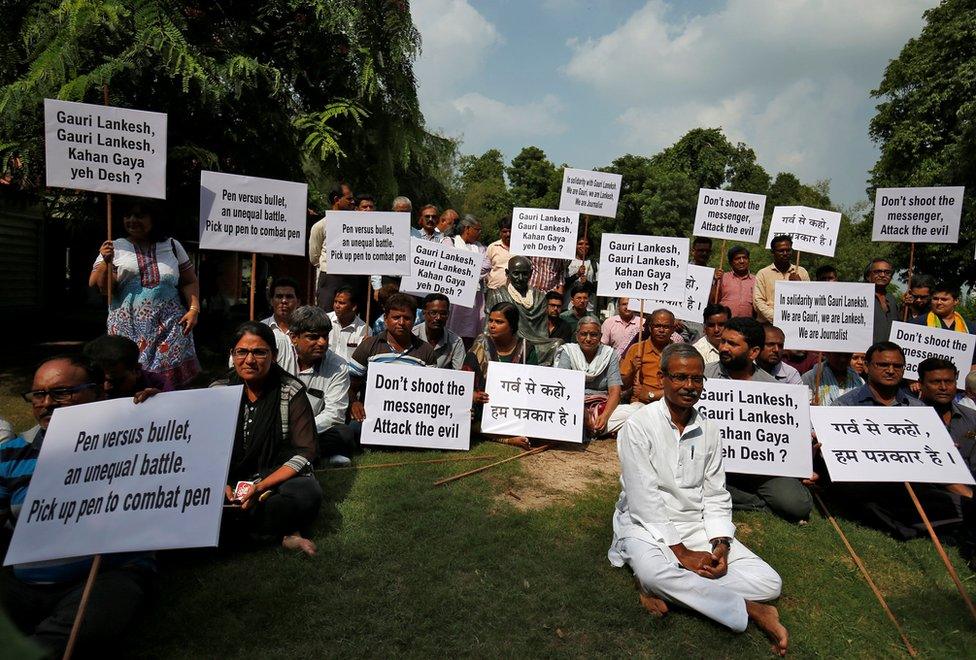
[
  {"x1": 22, "y1": 383, "x2": 97, "y2": 403},
  {"x1": 298, "y1": 332, "x2": 328, "y2": 342},
  {"x1": 870, "y1": 361, "x2": 905, "y2": 371},
  {"x1": 664, "y1": 373, "x2": 706, "y2": 386},
  {"x1": 870, "y1": 269, "x2": 893, "y2": 275},
  {"x1": 422, "y1": 214, "x2": 437, "y2": 219},
  {"x1": 232, "y1": 348, "x2": 273, "y2": 360},
  {"x1": 272, "y1": 293, "x2": 297, "y2": 300},
  {"x1": 577, "y1": 331, "x2": 601, "y2": 338}
]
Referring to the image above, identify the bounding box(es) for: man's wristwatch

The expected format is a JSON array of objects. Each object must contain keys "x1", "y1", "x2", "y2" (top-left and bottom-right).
[{"x1": 710, "y1": 537, "x2": 732, "y2": 551}]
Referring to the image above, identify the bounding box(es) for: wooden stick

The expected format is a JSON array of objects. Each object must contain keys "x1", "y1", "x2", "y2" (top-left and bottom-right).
[
  {"x1": 62, "y1": 554, "x2": 102, "y2": 660},
  {"x1": 813, "y1": 493, "x2": 917, "y2": 656},
  {"x1": 102, "y1": 83, "x2": 113, "y2": 306},
  {"x1": 811, "y1": 352, "x2": 825, "y2": 406},
  {"x1": 365, "y1": 280, "x2": 373, "y2": 337},
  {"x1": 636, "y1": 299, "x2": 646, "y2": 389},
  {"x1": 904, "y1": 482, "x2": 976, "y2": 623},
  {"x1": 317, "y1": 455, "x2": 493, "y2": 472},
  {"x1": 712, "y1": 240, "x2": 726, "y2": 303},
  {"x1": 434, "y1": 444, "x2": 551, "y2": 486},
  {"x1": 795, "y1": 250, "x2": 802, "y2": 268},
  {"x1": 583, "y1": 214, "x2": 589, "y2": 238},
  {"x1": 248, "y1": 252, "x2": 257, "y2": 321},
  {"x1": 902, "y1": 243, "x2": 916, "y2": 322}
]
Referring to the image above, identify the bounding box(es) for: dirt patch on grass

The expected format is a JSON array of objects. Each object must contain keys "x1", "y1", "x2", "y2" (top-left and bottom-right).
[{"x1": 496, "y1": 438, "x2": 620, "y2": 510}]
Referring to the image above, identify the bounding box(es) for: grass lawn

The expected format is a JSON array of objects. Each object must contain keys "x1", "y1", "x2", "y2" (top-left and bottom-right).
[{"x1": 1, "y1": 372, "x2": 974, "y2": 657}]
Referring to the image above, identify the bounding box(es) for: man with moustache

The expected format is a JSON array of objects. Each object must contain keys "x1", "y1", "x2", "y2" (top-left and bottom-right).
[
  {"x1": 411, "y1": 203, "x2": 442, "y2": 242},
  {"x1": 756, "y1": 325, "x2": 802, "y2": 384},
  {"x1": 609, "y1": 343, "x2": 789, "y2": 656},
  {"x1": 692, "y1": 304, "x2": 730, "y2": 366},
  {"x1": 413, "y1": 293, "x2": 466, "y2": 370},
  {"x1": 546, "y1": 291, "x2": 574, "y2": 344},
  {"x1": 261, "y1": 276, "x2": 301, "y2": 374}
]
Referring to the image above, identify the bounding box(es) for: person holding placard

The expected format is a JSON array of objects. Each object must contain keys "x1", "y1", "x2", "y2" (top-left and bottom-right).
[
  {"x1": 564, "y1": 233, "x2": 597, "y2": 311},
  {"x1": 706, "y1": 318, "x2": 814, "y2": 522},
  {"x1": 756, "y1": 325, "x2": 802, "y2": 385},
  {"x1": 609, "y1": 343, "x2": 788, "y2": 655},
  {"x1": 89, "y1": 197, "x2": 201, "y2": 389},
  {"x1": 900, "y1": 274, "x2": 934, "y2": 320},
  {"x1": 528, "y1": 255, "x2": 567, "y2": 295},
  {"x1": 801, "y1": 353, "x2": 863, "y2": 406},
  {"x1": 463, "y1": 302, "x2": 538, "y2": 449},
  {"x1": 441, "y1": 215, "x2": 489, "y2": 343},
  {"x1": 692, "y1": 304, "x2": 730, "y2": 366},
  {"x1": 814, "y1": 265, "x2": 838, "y2": 282},
  {"x1": 555, "y1": 317, "x2": 625, "y2": 438},
  {"x1": 753, "y1": 236, "x2": 809, "y2": 324},
  {"x1": 0, "y1": 356, "x2": 156, "y2": 654},
  {"x1": 290, "y1": 306, "x2": 355, "y2": 467},
  {"x1": 864, "y1": 259, "x2": 900, "y2": 344},
  {"x1": 413, "y1": 293, "x2": 466, "y2": 370},
  {"x1": 347, "y1": 294, "x2": 438, "y2": 424},
  {"x1": 308, "y1": 189, "x2": 357, "y2": 311},
  {"x1": 485, "y1": 218, "x2": 512, "y2": 290},
  {"x1": 716, "y1": 246, "x2": 755, "y2": 318},
  {"x1": 546, "y1": 291, "x2": 575, "y2": 344},
  {"x1": 213, "y1": 322, "x2": 321, "y2": 556},
  {"x1": 620, "y1": 309, "x2": 676, "y2": 405},
  {"x1": 484, "y1": 256, "x2": 562, "y2": 365}
]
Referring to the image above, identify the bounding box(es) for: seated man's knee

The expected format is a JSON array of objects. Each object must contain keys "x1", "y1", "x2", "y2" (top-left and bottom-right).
[
  {"x1": 752, "y1": 563, "x2": 782, "y2": 601},
  {"x1": 762, "y1": 478, "x2": 813, "y2": 521}
]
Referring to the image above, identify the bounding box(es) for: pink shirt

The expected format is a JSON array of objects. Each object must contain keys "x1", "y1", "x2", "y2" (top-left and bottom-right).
[
  {"x1": 601, "y1": 314, "x2": 642, "y2": 359},
  {"x1": 719, "y1": 271, "x2": 756, "y2": 318}
]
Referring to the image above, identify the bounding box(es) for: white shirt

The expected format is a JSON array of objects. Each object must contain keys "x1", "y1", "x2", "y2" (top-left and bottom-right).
[
  {"x1": 413, "y1": 322, "x2": 465, "y2": 370},
  {"x1": 613, "y1": 400, "x2": 735, "y2": 548},
  {"x1": 959, "y1": 396, "x2": 976, "y2": 412},
  {"x1": 692, "y1": 336, "x2": 721, "y2": 365},
  {"x1": 261, "y1": 316, "x2": 298, "y2": 376},
  {"x1": 295, "y1": 350, "x2": 350, "y2": 433},
  {"x1": 308, "y1": 217, "x2": 328, "y2": 272},
  {"x1": 327, "y1": 311, "x2": 367, "y2": 365}
]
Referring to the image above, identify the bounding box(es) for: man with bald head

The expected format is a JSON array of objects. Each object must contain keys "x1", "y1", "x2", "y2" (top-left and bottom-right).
[
  {"x1": 0, "y1": 356, "x2": 155, "y2": 655},
  {"x1": 484, "y1": 255, "x2": 562, "y2": 364},
  {"x1": 620, "y1": 309, "x2": 675, "y2": 405}
]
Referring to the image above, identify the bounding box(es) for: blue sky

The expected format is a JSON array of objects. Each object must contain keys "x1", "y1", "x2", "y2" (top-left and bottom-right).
[{"x1": 411, "y1": 0, "x2": 938, "y2": 207}]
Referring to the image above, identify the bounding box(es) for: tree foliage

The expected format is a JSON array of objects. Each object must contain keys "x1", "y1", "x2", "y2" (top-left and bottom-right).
[
  {"x1": 869, "y1": 0, "x2": 976, "y2": 284},
  {"x1": 507, "y1": 145, "x2": 559, "y2": 210}
]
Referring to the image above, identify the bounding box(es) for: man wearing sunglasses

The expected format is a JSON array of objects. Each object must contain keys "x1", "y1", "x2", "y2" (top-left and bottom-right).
[
  {"x1": 411, "y1": 203, "x2": 442, "y2": 242},
  {"x1": 1, "y1": 356, "x2": 155, "y2": 654},
  {"x1": 610, "y1": 343, "x2": 788, "y2": 655}
]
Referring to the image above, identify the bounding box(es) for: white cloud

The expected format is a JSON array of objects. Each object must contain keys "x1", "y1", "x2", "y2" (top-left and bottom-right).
[
  {"x1": 452, "y1": 93, "x2": 568, "y2": 142},
  {"x1": 411, "y1": 0, "x2": 502, "y2": 91}
]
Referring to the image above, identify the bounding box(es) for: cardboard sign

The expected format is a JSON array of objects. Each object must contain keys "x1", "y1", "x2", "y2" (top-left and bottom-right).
[
  {"x1": 693, "y1": 188, "x2": 766, "y2": 243},
  {"x1": 638, "y1": 264, "x2": 714, "y2": 324},
  {"x1": 765, "y1": 205, "x2": 841, "y2": 257},
  {"x1": 558, "y1": 167, "x2": 622, "y2": 218},
  {"x1": 44, "y1": 98, "x2": 167, "y2": 198},
  {"x1": 399, "y1": 239, "x2": 482, "y2": 308},
  {"x1": 362, "y1": 362, "x2": 473, "y2": 451},
  {"x1": 481, "y1": 362, "x2": 584, "y2": 443},
  {"x1": 4, "y1": 387, "x2": 241, "y2": 565},
  {"x1": 811, "y1": 406, "x2": 975, "y2": 485},
  {"x1": 198, "y1": 171, "x2": 308, "y2": 256},
  {"x1": 597, "y1": 234, "x2": 689, "y2": 302},
  {"x1": 509, "y1": 207, "x2": 579, "y2": 260},
  {"x1": 697, "y1": 380, "x2": 813, "y2": 478},
  {"x1": 774, "y1": 281, "x2": 874, "y2": 353},
  {"x1": 323, "y1": 211, "x2": 411, "y2": 276},
  {"x1": 889, "y1": 321, "x2": 976, "y2": 389},
  {"x1": 872, "y1": 186, "x2": 965, "y2": 243}
]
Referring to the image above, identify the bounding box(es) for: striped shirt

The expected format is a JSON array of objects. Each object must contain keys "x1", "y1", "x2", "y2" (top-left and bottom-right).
[
  {"x1": 348, "y1": 331, "x2": 438, "y2": 379},
  {"x1": 528, "y1": 257, "x2": 567, "y2": 292}
]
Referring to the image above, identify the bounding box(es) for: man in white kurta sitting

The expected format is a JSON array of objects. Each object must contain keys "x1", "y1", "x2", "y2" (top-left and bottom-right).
[{"x1": 608, "y1": 342, "x2": 789, "y2": 656}]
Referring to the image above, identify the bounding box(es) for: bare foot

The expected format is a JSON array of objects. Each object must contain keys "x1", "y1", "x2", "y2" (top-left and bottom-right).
[
  {"x1": 498, "y1": 436, "x2": 531, "y2": 450},
  {"x1": 635, "y1": 580, "x2": 669, "y2": 617},
  {"x1": 746, "y1": 601, "x2": 788, "y2": 656},
  {"x1": 282, "y1": 533, "x2": 317, "y2": 556}
]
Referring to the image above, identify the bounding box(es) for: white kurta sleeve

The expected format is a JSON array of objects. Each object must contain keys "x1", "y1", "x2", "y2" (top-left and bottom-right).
[
  {"x1": 701, "y1": 426, "x2": 736, "y2": 540},
  {"x1": 617, "y1": 421, "x2": 683, "y2": 546}
]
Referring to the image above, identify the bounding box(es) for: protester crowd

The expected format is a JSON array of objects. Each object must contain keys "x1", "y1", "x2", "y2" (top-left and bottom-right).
[{"x1": 1, "y1": 188, "x2": 975, "y2": 655}]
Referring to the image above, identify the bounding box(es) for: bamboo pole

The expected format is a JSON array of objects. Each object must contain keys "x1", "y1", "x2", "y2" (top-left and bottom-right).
[
  {"x1": 636, "y1": 299, "x2": 646, "y2": 391},
  {"x1": 62, "y1": 554, "x2": 103, "y2": 660},
  {"x1": 318, "y1": 455, "x2": 493, "y2": 472},
  {"x1": 811, "y1": 353, "x2": 826, "y2": 406},
  {"x1": 365, "y1": 280, "x2": 373, "y2": 337},
  {"x1": 248, "y1": 253, "x2": 257, "y2": 321},
  {"x1": 902, "y1": 243, "x2": 916, "y2": 322},
  {"x1": 434, "y1": 444, "x2": 551, "y2": 487},
  {"x1": 102, "y1": 84, "x2": 113, "y2": 306},
  {"x1": 712, "y1": 239, "x2": 726, "y2": 303},
  {"x1": 904, "y1": 482, "x2": 976, "y2": 623},
  {"x1": 795, "y1": 250, "x2": 802, "y2": 269},
  {"x1": 813, "y1": 494, "x2": 917, "y2": 656}
]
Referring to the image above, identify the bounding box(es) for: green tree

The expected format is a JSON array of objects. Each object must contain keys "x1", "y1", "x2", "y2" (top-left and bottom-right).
[
  {"x1": 507, "y1": 145, "x2": 559, "y2": 209},
  {"x1": 868, "y1": 0, "x2": 976, "y2": 284},
  {"x1": 456, "y1": 148, "x2": 511, "y2": 238}
]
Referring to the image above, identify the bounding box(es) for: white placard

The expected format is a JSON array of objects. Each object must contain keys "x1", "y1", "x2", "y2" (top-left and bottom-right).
[
  {"x1": 399, "y1": 239, "x2": 481, "y2": 308},
  {"x1": 693, "y1": 188, "x2": 766, "y2": 243},
  {"x1": 4, "y1": 387, "x2": 242, "y2": 566},
  {"x1": 198, "y1": 171, "x2": 308, "y2": 256},
  {"x1": 323, "y1": 210, "x2": 411, "y2": 276},
  {"x1": 596, "y1": 234, "x2": 689, "y2": 302},
  {"x1": 765, "y1": 205, "x2": 841, "y2": 257},
  {"x1": 774, "y1": 281, "x2": 874, "y2": 353},
  {"x1": 44, "y1": 98, "x2": 167, "y2": 198},
  {"x1": 889, "y1": 321, "x2": 976, "y2": 389},
  {"x1": 362, "y1": 363, "x2": 473, "y2": 451},
  {"x1": 696, "y1": 380, "x2": 812, "y2": 478},
  {"x1": 811, "y1": 406, "x2": 975, "y2": 485},
  {"x1": 509, "y1": 207, "x2": 579, "y2": 260},
  {"x1": 481, "y1": 362, "x2": 584, "y2": 443},
  {"x1": 637, "y1": 264, "x2": 715, "y2": 323},
  {"x1": 872, "y1": 186, "x2": 965, "y2": 243},
  {"x1": 558, "y1": 167, "x2": 622, "y2": 218}
]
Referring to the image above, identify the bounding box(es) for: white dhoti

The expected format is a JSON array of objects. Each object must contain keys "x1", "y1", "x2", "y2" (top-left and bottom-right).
[
  {"x1": 609, "y1": 517, "x2": 781, "y2": 632},
  {"x1": 606, "y1": 402, "x2": 644, "y2": 434}
]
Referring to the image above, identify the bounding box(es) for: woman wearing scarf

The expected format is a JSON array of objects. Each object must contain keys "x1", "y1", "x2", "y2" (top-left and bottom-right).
[
  {"x1": 555, "y1": 317, "x2": 626, "y2": 439},
  {"x1": 443, "y1": 214, "x2": 490, "y2": 345},
  {"x1": 212, "y1": 321, "x2": 321, "y2": 556},
  {"x1": 462, "y1": 302, "x2": 539, "y2": 448},
  {"x1": 911, "y1": 283, "x2": 973, "y2": 333}
]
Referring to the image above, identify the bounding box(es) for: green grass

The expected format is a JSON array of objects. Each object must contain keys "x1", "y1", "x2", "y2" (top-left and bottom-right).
[{"x1": 1, "y1": 370, "x2": 974, "y2": 657}]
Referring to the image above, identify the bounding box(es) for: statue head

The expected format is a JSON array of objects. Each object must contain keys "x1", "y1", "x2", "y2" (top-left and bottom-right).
[{"x1": 506, "y1": 256, "x2": 533, "y2": 296}]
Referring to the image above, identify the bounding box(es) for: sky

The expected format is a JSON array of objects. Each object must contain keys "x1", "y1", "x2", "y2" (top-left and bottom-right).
[{"x1": 410, "y1": 0, "x2": 939, "y2": 207}]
